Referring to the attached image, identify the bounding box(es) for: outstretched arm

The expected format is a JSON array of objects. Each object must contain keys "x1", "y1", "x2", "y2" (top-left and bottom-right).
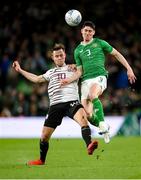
[
  {"x1": 110, "y1": 48, "x2": 136, "y2": 84},
  {"x1": 12, "y1": 61, "x2": 46, "y2": 83},
  {"x1": 60, "y1": 66, "x2": 82, "y2": 85}
]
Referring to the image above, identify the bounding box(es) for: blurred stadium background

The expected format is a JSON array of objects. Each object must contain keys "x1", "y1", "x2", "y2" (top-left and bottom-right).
[{"x1": 0, "y1": 0, "x2": 141, "y2": 137}]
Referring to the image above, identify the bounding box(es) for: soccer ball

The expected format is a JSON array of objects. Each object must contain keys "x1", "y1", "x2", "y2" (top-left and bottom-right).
[{"x1": 65, "y1": 10, "x2": 82, "y2": 26}]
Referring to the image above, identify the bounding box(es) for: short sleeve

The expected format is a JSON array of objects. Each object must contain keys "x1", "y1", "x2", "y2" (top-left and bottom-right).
[
  {"x1": 100, "y1": 39, "x2": 113, "y2": 53},
  {"x1": 42, "y1": 71, "x2": 50, "y2": 81}
]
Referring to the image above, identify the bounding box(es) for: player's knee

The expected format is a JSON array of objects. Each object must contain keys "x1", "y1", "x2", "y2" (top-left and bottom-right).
[
  {"x1": 41, "y1": 133, "x2": 50, "y2": 142},
  {"x1": 81, "y1": 116, "x2": 88, "y2": 126},
  {"x1": 75, "y1": 117, "x2": 88, "y2": 127},
  {"x1": 90, "y1": 94, "x2": 98, "y2": 101}
]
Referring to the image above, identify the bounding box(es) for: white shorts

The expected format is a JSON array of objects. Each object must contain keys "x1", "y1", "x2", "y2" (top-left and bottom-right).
[{"x1": 81, "y1": 76, "x2": 107, "y2": 100}]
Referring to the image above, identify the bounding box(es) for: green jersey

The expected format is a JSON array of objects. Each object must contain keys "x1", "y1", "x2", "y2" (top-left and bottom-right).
[{"x1": 74, "y1": 38, "x2": 113, "y2": 81}]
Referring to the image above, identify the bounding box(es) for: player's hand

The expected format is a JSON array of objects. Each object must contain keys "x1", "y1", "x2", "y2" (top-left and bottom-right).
[
  {"x1": 127, "y1": 68, "x2": 137, "y2": 84},
  {"x1": 67, "y1": 64, "x2": 77, "y2": 72},
  {"x1": 12, "y1": 61, "x2": 21, "y2": 72},
  {"x1": 60, "y1": 79, "x2": 70, "y2": 86}
]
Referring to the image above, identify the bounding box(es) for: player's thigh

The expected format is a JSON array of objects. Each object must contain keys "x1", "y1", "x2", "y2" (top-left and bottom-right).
[
  {"x1": 89, "y1": 83, "x2": 102, "y2": 99},
  {"x1": 41, "y1": 126, "x2": 55, "y2": 141},
  {"x1": 89, "y1": 76, "x2": 107, "y2": 99},
  {"x1": 44, "y1": 104, "x2": 65, "y2": 129},
  {"x1": 73, "y1": 107, "x2": 88, "y2": 127}
]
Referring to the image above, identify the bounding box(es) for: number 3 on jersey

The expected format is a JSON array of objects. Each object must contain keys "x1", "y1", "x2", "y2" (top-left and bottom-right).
[{"x1": 85, "y1": 49, "x2": 91, "y2": 56}]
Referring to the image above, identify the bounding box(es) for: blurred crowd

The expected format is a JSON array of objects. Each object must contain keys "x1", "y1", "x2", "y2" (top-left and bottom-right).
[{"x1": 0, "y1": 0, "x2": 141, "y2": 117}]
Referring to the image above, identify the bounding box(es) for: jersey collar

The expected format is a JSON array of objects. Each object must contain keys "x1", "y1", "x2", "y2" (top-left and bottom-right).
[
  {"x1": 81, "y1": 38, "x2": 94, "y2": 46},
  {"x1": 56, "y1": 63, "x2": 66, "y2": 68}
]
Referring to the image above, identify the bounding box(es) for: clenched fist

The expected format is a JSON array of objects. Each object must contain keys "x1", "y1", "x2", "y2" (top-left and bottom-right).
[{"x1": 12, "y1": 61, "x2": 21, "y2": 72}]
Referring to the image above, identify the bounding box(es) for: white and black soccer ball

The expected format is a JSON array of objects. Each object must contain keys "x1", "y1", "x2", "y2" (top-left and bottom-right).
[{"x1": 65, "y1": 9, "x2": 82, "y2": 26}]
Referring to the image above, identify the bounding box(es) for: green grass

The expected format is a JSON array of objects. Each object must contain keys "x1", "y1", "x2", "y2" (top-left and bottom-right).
[{"x1": 0, "y1": 137, "x2": 141, "y2": 179}]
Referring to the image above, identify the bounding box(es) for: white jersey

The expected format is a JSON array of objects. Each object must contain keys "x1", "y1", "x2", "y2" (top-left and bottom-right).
[{"x1": 43, "y1": 65, "x2": 79, "y2": 106}]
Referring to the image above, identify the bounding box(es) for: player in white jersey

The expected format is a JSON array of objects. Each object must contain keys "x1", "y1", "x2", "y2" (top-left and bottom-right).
[
  {"x1": 43, "y1": 65, "x2": 79, "y2": 106},
  {"x1": 12, "y1": 43, "x2": 98, "y2": 166}
]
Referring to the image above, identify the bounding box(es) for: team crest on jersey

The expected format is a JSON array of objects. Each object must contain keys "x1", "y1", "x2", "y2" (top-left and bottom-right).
[
  {"x1": 67, "y1": 67, "x2": 73, "y2": 72},
  {"x1": 93, "y1": 43, "x2": 98, "y2": 48}
]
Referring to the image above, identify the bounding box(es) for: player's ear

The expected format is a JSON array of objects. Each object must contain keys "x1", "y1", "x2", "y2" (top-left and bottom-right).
[
  {"x1": 93, "y1": 30, "x2": 95, "y2": 35},
  {"x1": 64, "y1": 52, "x2": 66, "y2": 59},
  {"x1": 51, "y1": 52, "x2": 54, "y2": 61}
]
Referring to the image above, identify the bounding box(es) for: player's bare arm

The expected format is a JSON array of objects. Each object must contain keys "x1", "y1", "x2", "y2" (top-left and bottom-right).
[
  {"x1": 12, "y1": 61, "x2": 46, "y2": 83},
  {"x1": 60, "y1": 66, "x2": 82, "y2": 86},
  {"x1": 110, "y1": 48, "x2": 136, "y2": 84}
]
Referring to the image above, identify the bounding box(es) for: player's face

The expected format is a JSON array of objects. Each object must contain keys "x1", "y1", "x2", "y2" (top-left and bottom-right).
[
  {"x1": 81, "y1": 26, "x2": 95, "y2": 42},
  {"x1": 52, "y1": 49, "x2": 66, "y2": 67}
]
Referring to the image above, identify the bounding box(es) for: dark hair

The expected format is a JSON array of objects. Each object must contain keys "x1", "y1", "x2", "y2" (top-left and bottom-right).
[
  {"x1": 82, "y1": 21, "x2": 95, "y2": 30},
  {"x1": 53, "y1": 43, "x2": 65, "y2": 51}
]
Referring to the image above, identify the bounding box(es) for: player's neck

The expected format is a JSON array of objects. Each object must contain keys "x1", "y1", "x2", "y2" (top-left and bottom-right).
[
  {"x1": 56, "y1": 63, "x2": 66, "y2": 68},
  {"x1": 81, "y1": 38, "x2": 93, "y2": 45}
]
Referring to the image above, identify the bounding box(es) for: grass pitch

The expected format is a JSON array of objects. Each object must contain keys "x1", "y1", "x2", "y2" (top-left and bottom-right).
[{"x1": 0, "y1": 137, "x2": 141, "y2": 179}]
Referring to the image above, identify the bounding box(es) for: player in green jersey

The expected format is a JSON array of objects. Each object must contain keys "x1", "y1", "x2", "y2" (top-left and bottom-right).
[{"x1": 61, "y1": 21, "x2": 136, "y2": 143}]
